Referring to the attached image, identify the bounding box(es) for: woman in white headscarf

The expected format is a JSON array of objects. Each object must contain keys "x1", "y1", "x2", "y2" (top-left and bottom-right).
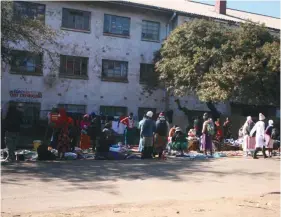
[
  {"x1": 242, "y1": 116, "x2": 255, "y2": 155},
  {"x1": 265, "y1": 120, "x2": 274, "y2": 157},
  {"x1": 250, "y1": 113, "x2": 268, "y2": 159}
]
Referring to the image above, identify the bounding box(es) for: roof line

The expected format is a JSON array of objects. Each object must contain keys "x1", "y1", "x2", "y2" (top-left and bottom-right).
[
  {"x1": 189, "y1": 0, "x2": 280, "y2": 19},
  {"x1": 114, "y1": 1, "x2": 280, "y2": 31}
]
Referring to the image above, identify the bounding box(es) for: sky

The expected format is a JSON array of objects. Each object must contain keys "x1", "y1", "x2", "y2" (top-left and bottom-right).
[{"x1": 193, "y1": 0, "x2": 280, "y2": 18}]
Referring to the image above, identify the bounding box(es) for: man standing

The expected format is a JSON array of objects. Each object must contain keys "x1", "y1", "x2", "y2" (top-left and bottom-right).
[
  {"x1": 250, "y1": 113, "x2": 268, "y2": 159},
  {"x1": 140, "y1": 111, "x2": 156, "y2": 159},
  {"x1": 4, "y1": 103, "x2": 23, "y2": 162}
]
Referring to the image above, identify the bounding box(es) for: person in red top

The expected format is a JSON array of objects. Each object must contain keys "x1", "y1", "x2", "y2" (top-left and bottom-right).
[
  {"x1": 120, "y1": 113, "x2": 135, "y2": 147},
  {"x1": 56, "y1": 108, "x2": 71, "y2": 159}
]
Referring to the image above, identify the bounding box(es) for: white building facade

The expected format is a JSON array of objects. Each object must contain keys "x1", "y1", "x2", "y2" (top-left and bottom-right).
[{"x1": 1, "y1": 1, "x2": 279, "y2": 129}]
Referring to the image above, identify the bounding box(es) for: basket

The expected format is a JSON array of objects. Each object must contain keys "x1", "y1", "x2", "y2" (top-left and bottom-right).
[{"x1": 33, "y1": 140, "x2": 42, "y2": 151}]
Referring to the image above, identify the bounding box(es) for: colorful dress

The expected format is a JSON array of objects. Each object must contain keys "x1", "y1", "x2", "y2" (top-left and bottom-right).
[
  {"x1": 80, "y1": 119, "x2": 91, "y2": 150},
  {"x1": 121, "y1": 117, "x2": 135, "y2": 146},
  {"x1": 201, "y1": 121, "x2": 212, "y2": 151}
]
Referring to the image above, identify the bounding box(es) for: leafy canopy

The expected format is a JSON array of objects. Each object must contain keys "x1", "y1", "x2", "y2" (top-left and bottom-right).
[
  {"x1": 154, "y1": 19, "x2": 280, "y2": 106},
  {"x1": 1, "y1": 1, "x2": 59, "y2": 65}
]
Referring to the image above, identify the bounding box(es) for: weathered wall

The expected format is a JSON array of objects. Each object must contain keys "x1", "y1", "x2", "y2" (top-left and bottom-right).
[
  {"x1": 1, "y1": 1, "x2": 169, "y2": 117},
  {"x1": 1, "y1": 2, "x2": 230, "y2": 128}
]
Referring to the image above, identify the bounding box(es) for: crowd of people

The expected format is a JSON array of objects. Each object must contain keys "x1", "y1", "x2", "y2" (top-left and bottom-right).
[{"x1": 2, "y1": 102, "x2": 280, "y2": 162}]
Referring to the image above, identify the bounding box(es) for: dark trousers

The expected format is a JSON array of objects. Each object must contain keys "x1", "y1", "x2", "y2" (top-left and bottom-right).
[
  {"x1": 253, "y1": 146, "x2": 267, "y2": 158},
  {"x1": 141, "y1": 146, "x2": 153, "y2": 159}
]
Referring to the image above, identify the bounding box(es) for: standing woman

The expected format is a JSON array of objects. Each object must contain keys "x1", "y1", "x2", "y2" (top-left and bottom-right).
[
  {"x1": 138, "y1": 114, "x2": 146, "y2": 152},
  {"x1": 80, "y1": 114, "x2": 91, "y2": 150},
  {"x1": 214, "y1": 118, "x2": 223, "y2": 142},
  {"x1": 242, "y1": 116, "x2": 255, "y2": 155},
  {"x1": 250, "y1": 113, "x2": 268, "y2": 159},
  {"x1": 265, "y1": 120, "x2": 274, "y2": 158},
  {"x1": 201, "y1": 113, "x2": 213, "y2": 156},
  {"x1": 223, "y1": 117, "x2": 232, "y2": 139},
  {"x1": 120, "y1": 113, "x2": 135, "y2": 147}
]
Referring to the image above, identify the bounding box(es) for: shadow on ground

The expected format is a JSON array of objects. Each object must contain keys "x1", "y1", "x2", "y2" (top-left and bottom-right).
[{"x1": 2, "y1": 157, "x2": 278, "y2": 188}]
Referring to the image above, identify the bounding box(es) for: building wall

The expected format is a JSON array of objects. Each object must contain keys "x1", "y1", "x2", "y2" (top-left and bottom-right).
[
  {"x1": 2, "y1": 1, "x2": 169, "y2": 117},
  {"x1": 1, "y1": 1, "x2": 230, "y2": 129}
]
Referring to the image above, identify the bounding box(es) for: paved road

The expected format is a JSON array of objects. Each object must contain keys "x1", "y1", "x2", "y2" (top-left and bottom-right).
[{"x1": 1, "y1": 157, "x2": 280, "y2": 215}]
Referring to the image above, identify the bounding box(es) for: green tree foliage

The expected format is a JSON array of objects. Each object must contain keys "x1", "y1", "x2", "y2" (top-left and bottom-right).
[
  {"x1": 154, "y1": 19, "x2": 280, "y2": 106},
  {"x1": 1, "y1": 1, "x2": 59, "y2": 65}
]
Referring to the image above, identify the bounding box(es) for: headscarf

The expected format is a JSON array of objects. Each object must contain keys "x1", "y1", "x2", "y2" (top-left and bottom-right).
[
  {"x1": 246, "y1": 116, "x2": 252, "y2": 124},
  {"x1": 268, "y1": 120, "x2": 274, "y2": 126},
  {"x1": 159, "y1": 112, "x2": 165, "y2": 121},
  {"x1": 146, "y1": 111, "x2": 153, "y2": 118},
  {"x1": 175, "y1": 127, "x2": 182, "y2": 132},
  {"x1": 259, "y1": 113, "x2": 265, "y2": 121}
]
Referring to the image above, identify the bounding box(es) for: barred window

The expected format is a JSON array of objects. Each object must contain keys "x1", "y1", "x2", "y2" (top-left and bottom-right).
[
  {"x1": 13, "y1": 1, "x2": 45, "y2": 23},
  {"x1": 142, "y1": 20, "x2": 160, "y2": 41},
  {"x1": 62, "y1": 8, "x2": 90, "y2": 31},
  {"x1": 10, "y1": 50, "x2": 43, "y2": 75},
  {"x1": 140, "y1": 63, "x2": 154, "y2": 83},
  {"x1": 102, "y1": 60, "x2": 128, "y2": 79},
  {"x1": 100, "y1": 106, "x2": 127, "y2": 117},
  {"x1": 60, "y1": 55, "x2": 88, "y2": 77},
  {"x1": 58, "y1": 104, "x2": 86, "y2": 114},
  {"x1": 104, "y1": 14, "x2": 130, "y2": 36}
]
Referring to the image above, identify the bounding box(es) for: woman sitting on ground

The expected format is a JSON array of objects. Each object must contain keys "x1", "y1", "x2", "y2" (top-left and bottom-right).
[
  {"x1": 96, "y1": 122, "x2": 116, "y2": 159},
  {"x1": 171, "y1": 127, "x2": 187, "y2": 156}
]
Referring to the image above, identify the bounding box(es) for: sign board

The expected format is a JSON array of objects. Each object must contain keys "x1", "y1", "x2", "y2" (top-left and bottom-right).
[{"x1": 9, "y1": 89, "x2": 42, "y2": 99}]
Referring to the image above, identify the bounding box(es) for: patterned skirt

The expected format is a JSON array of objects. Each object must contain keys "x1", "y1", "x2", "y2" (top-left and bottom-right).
[
  {"x1": 80, "y1": 133, "x2": 91, "y2": 150},
  {"x1": 201, "y1": 133, "x2": 212, "y2": 151},
  {"x1": 154, "y1": 134, "x2": 167, "y2": 153}
]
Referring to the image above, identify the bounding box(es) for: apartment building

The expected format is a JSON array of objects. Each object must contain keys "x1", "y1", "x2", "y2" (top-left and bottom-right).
[{"x1": 1, "y1": 0, "x2": 280, "y2": 128}]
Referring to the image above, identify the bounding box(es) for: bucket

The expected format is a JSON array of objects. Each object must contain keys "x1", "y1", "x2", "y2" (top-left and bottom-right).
[{"x1": 33, "y1": 140, "x2": 42, "y2": 151}]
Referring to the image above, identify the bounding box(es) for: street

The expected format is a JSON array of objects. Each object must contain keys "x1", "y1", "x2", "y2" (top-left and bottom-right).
[{"x1": 1, "y1": 157, "x2": 280, "y2": 217}]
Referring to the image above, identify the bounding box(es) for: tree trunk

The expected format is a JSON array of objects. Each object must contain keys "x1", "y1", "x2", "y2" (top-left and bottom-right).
[{"x1": 206, "y1": 101, "x2": 221, "y2": 120}]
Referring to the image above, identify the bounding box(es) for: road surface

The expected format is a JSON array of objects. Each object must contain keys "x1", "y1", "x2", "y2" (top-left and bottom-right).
[{"x1": 1, "y1": 156, "x2": 280, "y2": 217}]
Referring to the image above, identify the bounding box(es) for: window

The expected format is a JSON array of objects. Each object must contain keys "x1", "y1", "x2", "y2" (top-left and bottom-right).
[
  {"x1": 13, "y1": 1, "x2": 45, "y2": 23},
  {"x1": 142, "y1": 20, "x2": 160, "y2": 41},
  {"x1": 100, "y1": 106, "x2": 127, "y2": 117},
  {"x1": 102, "y1": 60, "x2": 128, "y2": 80},
  {"x1": 138, "y1": 107, "x2": 156, "y2": 121},
  {"x1": 62, "y1": 8, "x2": 90, "y2": 31},
  {"x1": 58, "y1": 104, "x2": 86, "y2": 114},
  {"x1": 140, "y1": 63, "x2": 154, "y2": 83},
  {"x1": 104, "y1": 14, "x2": 130, "y2": 36},
  {"x1": 60, "y1": 55, "x2": 88, "y2": 77},
  {"x1": 10, "y1": 50, "x2": 43, "y2": 75}
]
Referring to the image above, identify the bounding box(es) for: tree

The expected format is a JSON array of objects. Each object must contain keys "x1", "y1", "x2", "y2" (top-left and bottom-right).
[
  {"x1": 1, "y1": 1, "x2": 60, "y2": 67},
  {"x1": 149, "y1": 19, "x2": 280, "y2": 120}
]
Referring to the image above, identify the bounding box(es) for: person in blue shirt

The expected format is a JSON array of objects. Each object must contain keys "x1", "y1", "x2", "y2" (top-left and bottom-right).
[{"x1": 140, "y1": 111, "x2": 156, "y2": 159}]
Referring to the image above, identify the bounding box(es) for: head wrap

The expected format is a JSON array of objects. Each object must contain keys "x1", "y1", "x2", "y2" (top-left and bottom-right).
[
  {"x1": 175, "y1": 127, "x2": 182, "y2": 132},
  {"x1": 268, "y1": 120, "x2": 274, "y2": 126},
  {"x1": 146, "y1": 111, "x2": 153, "y2": 118},
  {"x1": 259, "y1": 113, "x2": 265, "y2": 121}
]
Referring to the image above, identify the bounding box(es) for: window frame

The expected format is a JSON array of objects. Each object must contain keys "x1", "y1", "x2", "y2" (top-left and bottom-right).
[
  {"x1": 100, "y1": 106, "x2": 128, "y2": 117},
  {"x1": 13, "y1": 1, "x2": 46, "y2": 24},
  {"x1": 59, "y1": 55, "x2": 89, "y2": 79},
  {"x1": 61, "y1": 8, "x2": 91, "y2": 32},
  {"x1": 139, "y1": 63, "x2": 155, "y2": 84},
  {"x1": 10, "y1": 50, "x2": 43, "y2": 75},
  {"x1": 141, "y1": 20, "x2": 160, "y2": 42},
  {"x1": 101, "y1": 59, "x2": 129, "y2": 82},
  {"x1": 103, "y1": 14, "x2": 131, "y2": 37},
  {"x1": 58, "y1": 104, "x2": 87, "y2": 114}
]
